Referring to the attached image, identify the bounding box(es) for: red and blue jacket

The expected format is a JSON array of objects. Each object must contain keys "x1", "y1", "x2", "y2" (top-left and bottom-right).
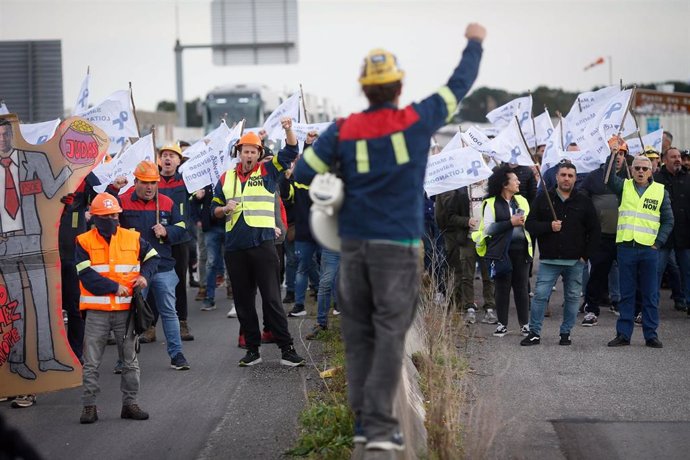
[
  {"x1": 294, "y1": 39, "x2": 483, "y2": 241},
  {"x1": 158, "y1": 171, "x2": 193, "y2": 244},
  {"x1": 118, "y1": 189, "x2": 187, "y2": 272}
]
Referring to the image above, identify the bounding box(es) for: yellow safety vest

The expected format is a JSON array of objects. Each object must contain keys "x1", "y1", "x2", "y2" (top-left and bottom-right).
[
  {"x1": 472, "y1": 194, "x2": 533, "y2": 258},
  {"x1": 222, "y1": 167, "x2": 275, "y2": 232},
  {"x1": 616, "y1": 180, "x2": 664, "y2": 246}
]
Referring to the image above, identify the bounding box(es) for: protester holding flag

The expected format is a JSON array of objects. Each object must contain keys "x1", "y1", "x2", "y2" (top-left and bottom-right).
[
  {"x1": 118, "y1": 160, "x2": 192, "y2": 369},
  {"x1": 157, "y1": 144, "x2": 195, "y2": 341},
  {"x1": 579, "y1": 138, "x2": 628, "y2": 323},
  {"x1": 522, "y1": 162, "x2": 600, "y2": 346},
  {"x1": 473, "y1": 165, "x2": 532, "y2": 338},
  {"x1": 606, "y1": 151, "x2": 673, "y2": 348},
  {"x1": 294, "y1": 23, "x2": 485, "y2": 452},
  {"x1": 212, "y1": 117, "x2": 305, "y2": 368}
]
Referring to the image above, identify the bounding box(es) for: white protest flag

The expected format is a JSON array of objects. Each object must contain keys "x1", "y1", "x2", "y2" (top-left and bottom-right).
[
  {"x1": 262, "y1": 92, "x2": 300, "y2": 141},
  {"x1": 424, "y1": 146, "x2": 493, "y2": 197},
  {"x1": 627, "y1": 128, "x2": 664, "y2": 155},
  {"x1": 292, "y1": 121, "x2": 332, "y2": 144},
  {"x1": 441, "y1": 132, "x2": 464, "y2": 154},
  {"x1": 19, "y1": 119, "x2": 60, "y2": 145},
  {"x1": 179, "y1": 121, "x2": 242, "y2": 192},
  {"x1": 489, "y1": 117, "x2": 534, "y2": 166},
  {"x1": 78, "y1": 90, "x2": 139, "y2": 155},
  {"x1": 73, "y1": 72, "x2": 91, "y2": 114},
  {"x1": 596, "y1": 89, "x2": 634, "y2": 143},
  {"x1": 93, "y1": 134, "x2": 154, "y2": 193},
  {"x1": 460, "y1": 126, "x2": 493, "y2": 156},
  {"x1": 534, "y1": 109, "x2": 555, "y2": 147},
  {"x1": 486, "y1": 95, "x2": 532, "y2": 130},
  {"x1": 0, "y1": 101, "x2": 8, "y2": 115},
  {"x1": 540, "y1": 120, "x2": 568, "y2": 174},
  {"x1": 566, "y1": 86, "x2": 620, "y2": 118}
]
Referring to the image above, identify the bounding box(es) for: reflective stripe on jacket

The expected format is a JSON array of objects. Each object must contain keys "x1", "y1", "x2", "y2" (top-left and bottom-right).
[
  {"x1": 76, "y1": 228, "x2": 141, "y2": 311},
  {"x1": 472, "y1": 194, "x2": 533, "y2": 258},
  {"x1": 221, "y1": 168, "x2": 275, "y2": 232},
  {"x1": 616, "y1": 180, "x2": 664, "y2": 246}
]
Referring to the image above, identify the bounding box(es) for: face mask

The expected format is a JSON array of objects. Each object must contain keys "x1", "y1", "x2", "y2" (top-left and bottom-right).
[{"x1": 94, "y1": 216, "x2": 118, "y2": 238}]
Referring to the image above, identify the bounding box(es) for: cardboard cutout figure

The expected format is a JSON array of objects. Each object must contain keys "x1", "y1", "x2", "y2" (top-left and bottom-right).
[{"x1": 0, "y1": 114, "x2": 108, "y2": 397}]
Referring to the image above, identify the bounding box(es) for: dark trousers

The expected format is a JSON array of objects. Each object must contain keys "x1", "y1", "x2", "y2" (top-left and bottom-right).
[
  {"x1": 585, "y1": 235, "x2": 617, "y2": 316},
  {"x1": 172, "y1": 243, "x2": 189, "y2": 321},
  {"x1": 494, "y1": 247, "x2": 530, "y2": 327},
  {"x1": 225, "y1": 241, "x2": 292, "y2": 350},
  {"x1": 61, "y1": 263, "x2": 84, "y2": 360}
]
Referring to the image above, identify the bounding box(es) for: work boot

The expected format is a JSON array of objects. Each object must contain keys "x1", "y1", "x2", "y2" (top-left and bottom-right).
[
  {"x1": 80, "y1": 405, "x2": 98, "y2": 424},
  {"x1": 139, "y1": 325, "x2": 156, "y2": 344},
  {"x1": 179, "y1": 320, "x2": 195, "y2": 341},
  {"x1": 195, "y1": 287, "x2": 207, "y2": 301},
  {"x1": 121, "y1": 404, "x2": 149, "y2": 420}
]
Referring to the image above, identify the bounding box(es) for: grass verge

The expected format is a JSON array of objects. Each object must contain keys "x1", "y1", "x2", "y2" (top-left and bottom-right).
[{"x1": 286, "y1": 321, "x2": 355, "y2": 459}]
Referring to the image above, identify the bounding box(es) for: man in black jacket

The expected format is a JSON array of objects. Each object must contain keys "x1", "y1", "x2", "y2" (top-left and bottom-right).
[
  {"x1": 522, "y1": 162, "x2": 600, "y2": 346},
  {"x1": 654, "y1": 147, "x2": 690, "y2": 313}
]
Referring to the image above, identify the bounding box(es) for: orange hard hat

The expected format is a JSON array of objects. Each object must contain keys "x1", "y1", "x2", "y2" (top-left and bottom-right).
[
  {"x1": 608, "y1": 135, "x2": 628, "y2": 153},
  {"x1": 236, "y1": 132, "x2": 263, "y2": 151},
  {"x1": 90, "y1": 192, "x2": 122, "y2": 216},
  {"x1": 134, "y1": 160, "x2": 160, "y2": 182}
]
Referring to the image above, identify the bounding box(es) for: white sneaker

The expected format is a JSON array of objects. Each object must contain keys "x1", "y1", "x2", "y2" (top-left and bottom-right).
[
  {"x1": 520, "y1": 324, "x2": 530, "y2": 336},
  {"x1": 482, "y1": 308, "x2": 498, "y2": 324},
  {"x1": 465, "y1": 307, "x2": 477, "y2": 324},
  {"x1": 493, "y1": 323, "x2": 508, "y2": 337},
  {"x1": 226, "y1": 306, "x2": 237, "y2": 318}
]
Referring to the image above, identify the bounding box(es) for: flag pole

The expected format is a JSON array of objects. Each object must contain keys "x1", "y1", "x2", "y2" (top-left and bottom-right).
[
  {"x1": 604, "y1": 86, "x2": 636, "y2": 183},
  {"x1": 529, "y1": 90, "x2": 537, "y2": 151},
  {"x1": 556, "y1": 110, "x2": 564, "y2": 150},
  {"x1": 129, "y1": 82, "x2": 142, "y2": 137},
  {"x1": 151, "y1": 125, "x2": 160, "y2": 225},
  {"x1": 515, "y1": 116, "x2": 557, "y2": 220},
  {"x1": 299, "y1": 83, "x2": 310, "y2": 124}
]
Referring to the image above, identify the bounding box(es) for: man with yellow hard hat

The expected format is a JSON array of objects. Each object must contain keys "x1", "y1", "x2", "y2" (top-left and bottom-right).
[{"x1": 294, "y1": 23, "x2": 486, "y2": 452}]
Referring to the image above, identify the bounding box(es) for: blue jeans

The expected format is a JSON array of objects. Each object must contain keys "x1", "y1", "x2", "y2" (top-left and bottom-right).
[
  {"x1": 295, "y1": 240, "x2": 320, "y2": 305},
  {"x1": 529, "y1": 261, "x2": 583, "y2": 336},
  {"x1": 316, "y1": 249, "x2": 340, "y2": 327},
  {"x1": 284, "y1": 238, "x2": 297, "y2": 293},
  {"x1": 658, "y1": 248, "x2": 690, "y2": 305},
  {"x1": 143, "y1": 269, "x2": 182, "y2": 358},
  {"x1": 204, "y1": 227, "x2": 226, "y2": 299},
  {"x1": 617, "y1": 245, "x2": 659, "y2": 340},
  {"x1": 609, "y1": 260, "x2": 620, "y2": 303}
]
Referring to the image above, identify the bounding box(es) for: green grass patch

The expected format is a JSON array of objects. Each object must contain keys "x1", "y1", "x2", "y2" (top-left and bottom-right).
[{"x1": 287, "y1": 320, "x2": 355, "y2": 459}]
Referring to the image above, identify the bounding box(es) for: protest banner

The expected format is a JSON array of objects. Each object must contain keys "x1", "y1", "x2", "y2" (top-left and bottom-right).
[
  {"x1": 486, "y1": 95, "x2": 532, "y2": 129},
  {"x1": 489, "y1": 117, "x2": 535, "y2": 166},
  {"x1": 0, "y1": 114, "x2": 108, "y2": 398},
  {"x1": 424, "y1": 146, "x2": 493, "y2": 197},
  {"x1": 627, "y1": 128, "x2": 664, "y2": 155},
  {"x1": 262, "y1": 92, "x2": 301, "y2": 141},
  {"x1": 0, "y1": 101, "x2": 9, "y2": 115}
]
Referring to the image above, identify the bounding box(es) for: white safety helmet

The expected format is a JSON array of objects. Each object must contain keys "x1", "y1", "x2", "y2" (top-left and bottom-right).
[{"x1": 309, "y1": 173, "x2": 344, "y2": 252}]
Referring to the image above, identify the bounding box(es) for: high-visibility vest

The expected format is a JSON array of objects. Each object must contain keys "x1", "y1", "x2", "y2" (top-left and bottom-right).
[
  {"x1": 472, "y1": 194, "x2": 533, "y2": 258},
  {"x1": 616, "y1": 180, "x2": 664, "y2": 246},
  {"x1": 222, "y1": 168, "x2": 275, "y2": 232},
  {"x1": 77, "y1": 228, "x2": 141, "y2": 311}
]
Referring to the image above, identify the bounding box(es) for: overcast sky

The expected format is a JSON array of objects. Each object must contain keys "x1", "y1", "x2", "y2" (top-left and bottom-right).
[{"x1": 1, "y1": 0, "x2": 688, "y2": 119}]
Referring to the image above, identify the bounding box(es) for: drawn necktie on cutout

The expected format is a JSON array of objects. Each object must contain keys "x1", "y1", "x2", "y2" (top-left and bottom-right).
[{"x1": 1, "y1": 157, "x2": 19, "y2": 218}]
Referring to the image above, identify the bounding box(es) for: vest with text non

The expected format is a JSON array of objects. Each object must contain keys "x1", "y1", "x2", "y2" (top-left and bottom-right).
[
  {"x1": 616, "y1": 180, "x2": 664, "y2": 246},
  {"x1": 222, "y1": 168, "x2": 275, "y2": 232}
]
